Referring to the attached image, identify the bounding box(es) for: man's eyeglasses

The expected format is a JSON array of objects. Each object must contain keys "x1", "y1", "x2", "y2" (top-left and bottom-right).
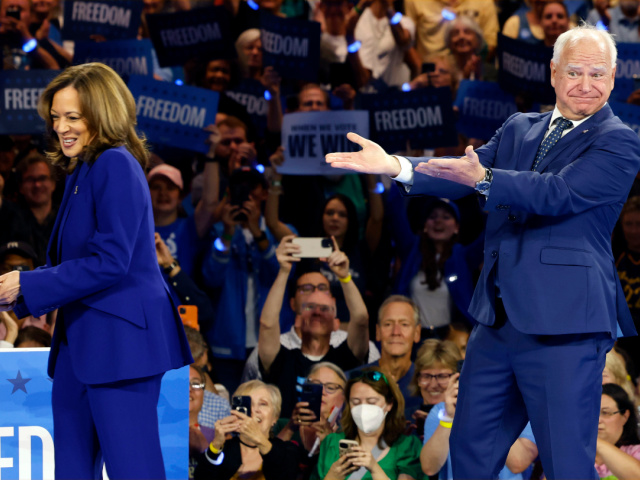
[
  {"x1": 22, "y1": 175, "x2": 52, "y2": 184},
  {"x1": 219, "y1": 138, "x2": 245, "y2": 147},
  {"x1": 600, "y1": 409, "x2": 621, "y2": 418},
  {"x1": 418, "y1": 373, "x2": 454, "y2": 386},
  {"x1": 297, "y1": 283, "x2": 330, "y2": 294},
  {"x1": 307, "y1": 379, "x2": 344, "y2": 394},
  {"x1": 352, "y1": 370, "x2": 389, "y2": 385},
  {"x1": 189, "y1": 381, "x2": 205, "y2": 390},
  {"x1": 302, "y1": 302, "x2": 335, "y2": 314}
]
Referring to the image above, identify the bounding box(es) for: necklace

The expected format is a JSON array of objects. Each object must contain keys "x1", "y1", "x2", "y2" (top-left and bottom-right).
[{"x1": 239, "y1": 439, "x2": 258, "y2": 448}]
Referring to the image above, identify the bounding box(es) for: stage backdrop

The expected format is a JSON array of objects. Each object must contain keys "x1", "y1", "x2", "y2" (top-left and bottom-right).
[{"x1": 0, "y1": 349, "x2": 188, "y2": 480}]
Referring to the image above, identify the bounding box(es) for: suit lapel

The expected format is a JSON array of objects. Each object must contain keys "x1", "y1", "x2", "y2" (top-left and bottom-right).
[
  {"x1": 53, "y1": 161, "x2": 90, "y2": 263},
  {"x1": 516, "y1": 113, "x2": 551, "y2": 172}
]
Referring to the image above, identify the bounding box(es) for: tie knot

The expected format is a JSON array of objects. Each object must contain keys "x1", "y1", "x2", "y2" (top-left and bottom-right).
[{"x1": 555, "y1": 117, "x2": 573, "y2": 131}]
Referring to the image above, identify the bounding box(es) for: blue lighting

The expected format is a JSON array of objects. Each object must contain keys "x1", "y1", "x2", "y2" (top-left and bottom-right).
[
  {"x1": 442, "y1": 9, "x2": 456, "y2": 21},
  {"x1": 256, "y1": 164, "x2": 265, "y2": 173},
  {"x1": 264, "y1": 90, "x2": 272, "y2": 101},
  {"x1": 375, "y1": 182, "x2": 385, "y2": 194},
  {"x1": 214, "y1": 238, "x2": 227, "y2": 252},
  {"x1": 347, "y1": 41, "x2": 361, "y2": 54},
  {"x1": 247, "y1": 0, "x2": 259, "y2": 10},
  {"x1": 401, "y1": 82, "x2": 411, "y2": 92},
  {"x1": 22, "y1": 39, "x2": 37, "y2": 53},
  {"x1": 596, "y1": 20, "x2": 608, "y2": 31},
  {"x1": 174, "y1": 79, "x2": 184, "y2": 86},
  {"x1": 390, "y1": 12, "x2": 402, "y2": 25}
]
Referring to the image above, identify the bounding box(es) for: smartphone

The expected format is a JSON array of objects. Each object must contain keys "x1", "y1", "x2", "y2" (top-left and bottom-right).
[
  {"x1": 298, "y1": 383, "x2": 323, "y2": 420},
  {"x1": 231, "y1": 396, "x2": 252, "y2": 417},
  {"x1": 292, "y1": 237, "x2": 333, "y2": 258},
  {"x1": 178, "y1": 305, "x2": 198, "y2": 331},
  {"x1": 338, "y1": 439, "x2": 359, "y2": 456},
  {"x1": 329, "y1": 62, "x2": 354, "y2": 90},
  {"x1": 6, "y1": 5, "x2": 21, "y2": 20},
  {"x1": 421, "y1": 62, "x2": 435, "y2": 74}
]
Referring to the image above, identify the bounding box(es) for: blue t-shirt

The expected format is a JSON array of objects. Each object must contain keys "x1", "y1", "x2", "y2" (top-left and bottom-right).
[
  {"x1": 155, "y1": 215, "x2": 205, "y2": 278},
  {"x1": 423, "y1": 402, "x2": 536, "y2": 479}
]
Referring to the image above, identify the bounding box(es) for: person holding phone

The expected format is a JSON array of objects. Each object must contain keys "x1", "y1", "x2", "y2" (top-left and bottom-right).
[
  {"x1": 312, "y1": 367, "x2": 423, "y2": 480},
  {"x1": 195, "y1": 379, "x2": 299, "y2": 480}
]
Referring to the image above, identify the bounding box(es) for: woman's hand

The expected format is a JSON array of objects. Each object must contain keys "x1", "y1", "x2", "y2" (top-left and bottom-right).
[
  {"x1": 275, "y1": 235, "x2": 300, "y2": 273},
  {"x1": 0, "y1": 271, "x2": 21, "y2": 310},
  {"x1": 290, "y1": 401, "x2": 318, "y2": 428},
  {"x1": 444, "y1": 373, "x2": 460, "y2": 418},
  {"x1": 154, "y1": 233, "x2": 175, "y2": 269},
  {"x1": 326, "y1": 454, "x2": 358, "y2": 480},
  {"x1": 232, "y1": 410, "x2": 272, "y2": 455},
  {"x1": 322, "y1": 237, "x2": 350, "y2": 279},
  {"x1": 211, "y1": 415, "x2": 241, "y2": 451}
]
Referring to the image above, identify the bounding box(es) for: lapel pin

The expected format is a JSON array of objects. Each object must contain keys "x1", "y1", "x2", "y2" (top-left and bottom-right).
[
  {"x1": 74, "y1": 186, "x2": 78, "y2": 194},
  {"x1": 582, "y1": 130, "x2": 589, "y2": 134}
]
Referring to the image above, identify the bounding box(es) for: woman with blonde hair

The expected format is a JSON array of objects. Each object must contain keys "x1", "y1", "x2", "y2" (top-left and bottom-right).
[
  {"x1": 603, "y1": 350, "x2": 637, "y2": 404},
  {"x1": 0, "y1": 62, "x2": 193, "y2": 478}
]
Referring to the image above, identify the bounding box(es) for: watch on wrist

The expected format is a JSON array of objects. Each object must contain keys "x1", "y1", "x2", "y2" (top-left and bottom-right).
[
  {"x1": 474, "y1": 168, "x2": 493, "y2": 194},
  {"x1": 163, "y1": 260, "x2": 179, "y2": 274}
]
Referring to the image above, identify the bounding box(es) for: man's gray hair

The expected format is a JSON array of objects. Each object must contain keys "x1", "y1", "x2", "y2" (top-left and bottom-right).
[{"x1": 553, "y1": 23, "x2": 617, "y2": 69}]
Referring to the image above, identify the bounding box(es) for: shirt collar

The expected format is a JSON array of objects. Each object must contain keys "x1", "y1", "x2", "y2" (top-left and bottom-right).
[{"x1": 549, "y1": 106, "x2": 597, "y2": 131}]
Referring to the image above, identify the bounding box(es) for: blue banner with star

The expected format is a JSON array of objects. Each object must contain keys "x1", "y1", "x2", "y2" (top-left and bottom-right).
[
  {"x1": 360, "y1": 87, "x2": 458, "y2": 151},
  {"x1": 73, "y1": 39, "x2": 154, "y2": 82},
  {"x1": 62, "y1": 0, "x2": 143, "y2": 41},
  {"x1": 0, "y1": 349, "x2": 188, "y2": 479},
  {"x1": 260, "y1": 12, "x2": 321, "y2": 82},
  {"x1": 0, "y1": 70, "x2": 59, "y2": 135},
  {"x1": 613, "y1": 43, "x2": 640, "y2": 103},
  {"x1": 127, "y1": 75, "x2": 219, "y2": 154}
]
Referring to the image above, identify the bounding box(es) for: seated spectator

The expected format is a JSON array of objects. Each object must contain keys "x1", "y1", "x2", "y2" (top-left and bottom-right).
[
  {"x1": 194, "y1": 380, "x2": 299, "y2": 480},
  {"x1": 258, "y1": 236, "x2": 369, "y2": 417},
  {"x1": 189, "y1": 365, "x2": 215, "y2": 479},
  {"x1": 596, "y1": 384, "x2": 640, "y2": 478},
  {"x1": 14, "y1": 325, "x2": 51, "y2": 348},
  {"x1": 312, "y1": 367, "x2": 423, "y2": 480},
  {"x1": 502, "y1": 0, "x2": 548, "y2": 44},
  {"x1": 0, "y1": 240, "x2": 37, "y2": 274},
  {"x1": 354, "y1": 0, "x2": 415, "y2": 88},
  {"x1": 277, "y1": 362, "x2": 347, "y2": 475},
  {"x1": 148, "y1": 161, "x2": 217, "y2": 277},
  {"x1": 444, "y1": 15, "x2": 485, "y2": 82},
  {"x1": 421, "y1": 370, "x2": 538, "y2": 478},
  {"x1": 540, "y1": 1, "x2": 569, "y2": 47},
  {"x1": 352, "y1": 295, "x2": 422, "y2": 420},
  {"x1": 603, "y1": 350, "x2": 637, "y2": 405},
  {"x1": 0, "y1": 0, "x2": 59, "y2": 69},
  {"x1": 241, "y1": 265, "x2": 380, "y2": 382},
  {"x1": 202, "y1": 167, "x2": 283, "y2": 393},
  {"x1": 410, "y1": 339, "x2": 460, "y2": 435},
  {"x1": 606, "y1": 0, "x2": 640, "y2": 43}
]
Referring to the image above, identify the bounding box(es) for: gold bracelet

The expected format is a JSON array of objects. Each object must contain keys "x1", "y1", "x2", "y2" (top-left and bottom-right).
[
  {"x1": 338, "y1": 274, "x2": 352, "y2": 283},
  {"x1": 439, "y1": 420, "x2": 453, "y2": 429}
]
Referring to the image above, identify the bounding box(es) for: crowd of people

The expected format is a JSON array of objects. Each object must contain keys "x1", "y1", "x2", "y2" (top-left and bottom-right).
[{"x1": 3, "y1": 0, "x2": 640, "y2": 478}]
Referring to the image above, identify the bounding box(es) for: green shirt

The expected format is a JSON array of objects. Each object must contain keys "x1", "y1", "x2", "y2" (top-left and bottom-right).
[{"x1": 311, "y1": 432, "x2": 424, "y2": 480}]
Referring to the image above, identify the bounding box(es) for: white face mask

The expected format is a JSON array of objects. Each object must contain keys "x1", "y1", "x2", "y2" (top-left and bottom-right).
[{"x1": 351, "y1": 404, "x2": 387, "y2": 434}]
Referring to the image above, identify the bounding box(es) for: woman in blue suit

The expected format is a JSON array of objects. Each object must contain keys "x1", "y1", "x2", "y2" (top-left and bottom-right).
[{"x1": 0, "y1": 63, "x2": 193, "y2": 479}]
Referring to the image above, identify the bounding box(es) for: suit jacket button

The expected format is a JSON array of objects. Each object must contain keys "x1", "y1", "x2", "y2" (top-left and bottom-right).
[{"x1": 491, "y1": 251, "x2": 498, "y2": 258}]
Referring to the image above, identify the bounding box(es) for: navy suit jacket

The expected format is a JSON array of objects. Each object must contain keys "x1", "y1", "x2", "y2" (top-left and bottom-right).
[
  {"x1": 405, "y1": 105, "x2": 640, "y2": 338},
  {"x1": 15, "y1": 146, "x2": 193, "y2": 384}
]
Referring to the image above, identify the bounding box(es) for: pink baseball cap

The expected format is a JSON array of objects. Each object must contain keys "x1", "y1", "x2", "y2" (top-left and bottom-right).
[{"x1": 147, "y1": 164, "x2": 183, "y2": 190}]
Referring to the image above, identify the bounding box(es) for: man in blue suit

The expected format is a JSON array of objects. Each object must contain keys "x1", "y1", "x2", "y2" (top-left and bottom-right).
[{"x1": 326, "y1": 25, "x2": 640, "y2": 478}]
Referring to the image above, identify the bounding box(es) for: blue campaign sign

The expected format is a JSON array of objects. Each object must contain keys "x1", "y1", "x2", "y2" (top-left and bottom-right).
[
  {"x1": 146, "y1": 7, "x2": 235, "y2": 68},
  {"x1": 360, "y1": 87, "x2": 458, "y2": 151},
  {"x1": 454, "y1": 80, "x2": 517, "y2": 141},
  {"x1": 226, "y1": 79, "x2": 270, "y2": 138},
  {"x1": 62, "y1": 1, "x2": 142, "y2": 41},
  {"x1": 610, "y1": 101, "x2": 640, "y2": 138},
  {"x1": 0, "y1": 70, "x2": 58, "y2": 135},
  {"x1": 613, "y1": 44, "x2": 640, "y2": 103},
  {"x1": 128, "y1": 76, "x2": 219, "y2": 154},
  {"x1": 497, "y1": 33, "x2": 555, "y2": 104},
  {"x1": 73, "y1": 39, "x2": 154, "y2": 82},
  {"x1": 260, "y1": 12, "x2": 321, "y2": 82},
  {"x1": 0, "y1": 349, "x2": 188, "y2": 479}
]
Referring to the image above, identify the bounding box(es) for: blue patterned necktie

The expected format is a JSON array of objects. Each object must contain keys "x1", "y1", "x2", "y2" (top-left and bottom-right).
[{"x1": 531, "y1": 117, "x2": 574, "y2": 171}]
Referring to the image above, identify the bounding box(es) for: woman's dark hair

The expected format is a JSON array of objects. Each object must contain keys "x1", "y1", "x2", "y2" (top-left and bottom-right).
[
  {"x1": 15, "y1": 326, "x2": 52, "y2": 348},
  {"x1": 341, "y1": 367, "x2": 406, "y2": 448},
  {"x1": 321, "y1": 194, "x2": 359, "y2": 253},
  {"x1": 602, "y1": 383, "x2": 640, "y2": 446},
  {"x1": 420, "y1": 202, "x2": 459, "y2": 290}
]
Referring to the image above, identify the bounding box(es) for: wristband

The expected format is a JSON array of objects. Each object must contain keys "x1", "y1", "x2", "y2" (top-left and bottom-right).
[
  {"x1": 439, "y1": 420, "x2": 453, "y2": 429},
  {"x1": 210, "y1": 444, "x2": 223, "y2": 454},
  {"x1": 338, "y1": 274, "x2": 352, "y2": 283},
  {"x1": 163, "y1": 260, "x2": 179, "y2": 274}
]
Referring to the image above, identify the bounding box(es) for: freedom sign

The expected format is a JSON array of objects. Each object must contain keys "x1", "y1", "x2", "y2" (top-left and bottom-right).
[
  {"x1": 497, "y1": 33, "x2": 555, "y2": 104},
  {"x1": 145, "y1": 7, "x2": 235, "y2": 68},
  {"x1": 454, "y1": 80, "x2": 517, "y2": 141},
  {"x1": 62, "y1": 0, "x2": 142, "y2": 41},
  {"x1": 73, "y1": 39, "x2": 154, "y2": 82},
  {"x1": 0, "y1": 70, "x2": 58, "y2": 135},
  {"x1": 613, "y1": 43, "x2": 640, "y2": 103},
  {"x1": 0, "y1": 349, "x2": 188, "y2": 480},
  {"x1": 260, "y1": 12, "x2": 321, "y2": 82},
  {"x1": 610, "y1": 101, "x2": 640, "y2": 138},
  {"x1": 279, "y1": 110, "x2": 368, "y2": 175},
  {"x1": 360, "y1": 87, "x2": 458, "y2": 152},
  {"x1": 128, "y1": 76, "x2": 219, "y2": 154}
]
